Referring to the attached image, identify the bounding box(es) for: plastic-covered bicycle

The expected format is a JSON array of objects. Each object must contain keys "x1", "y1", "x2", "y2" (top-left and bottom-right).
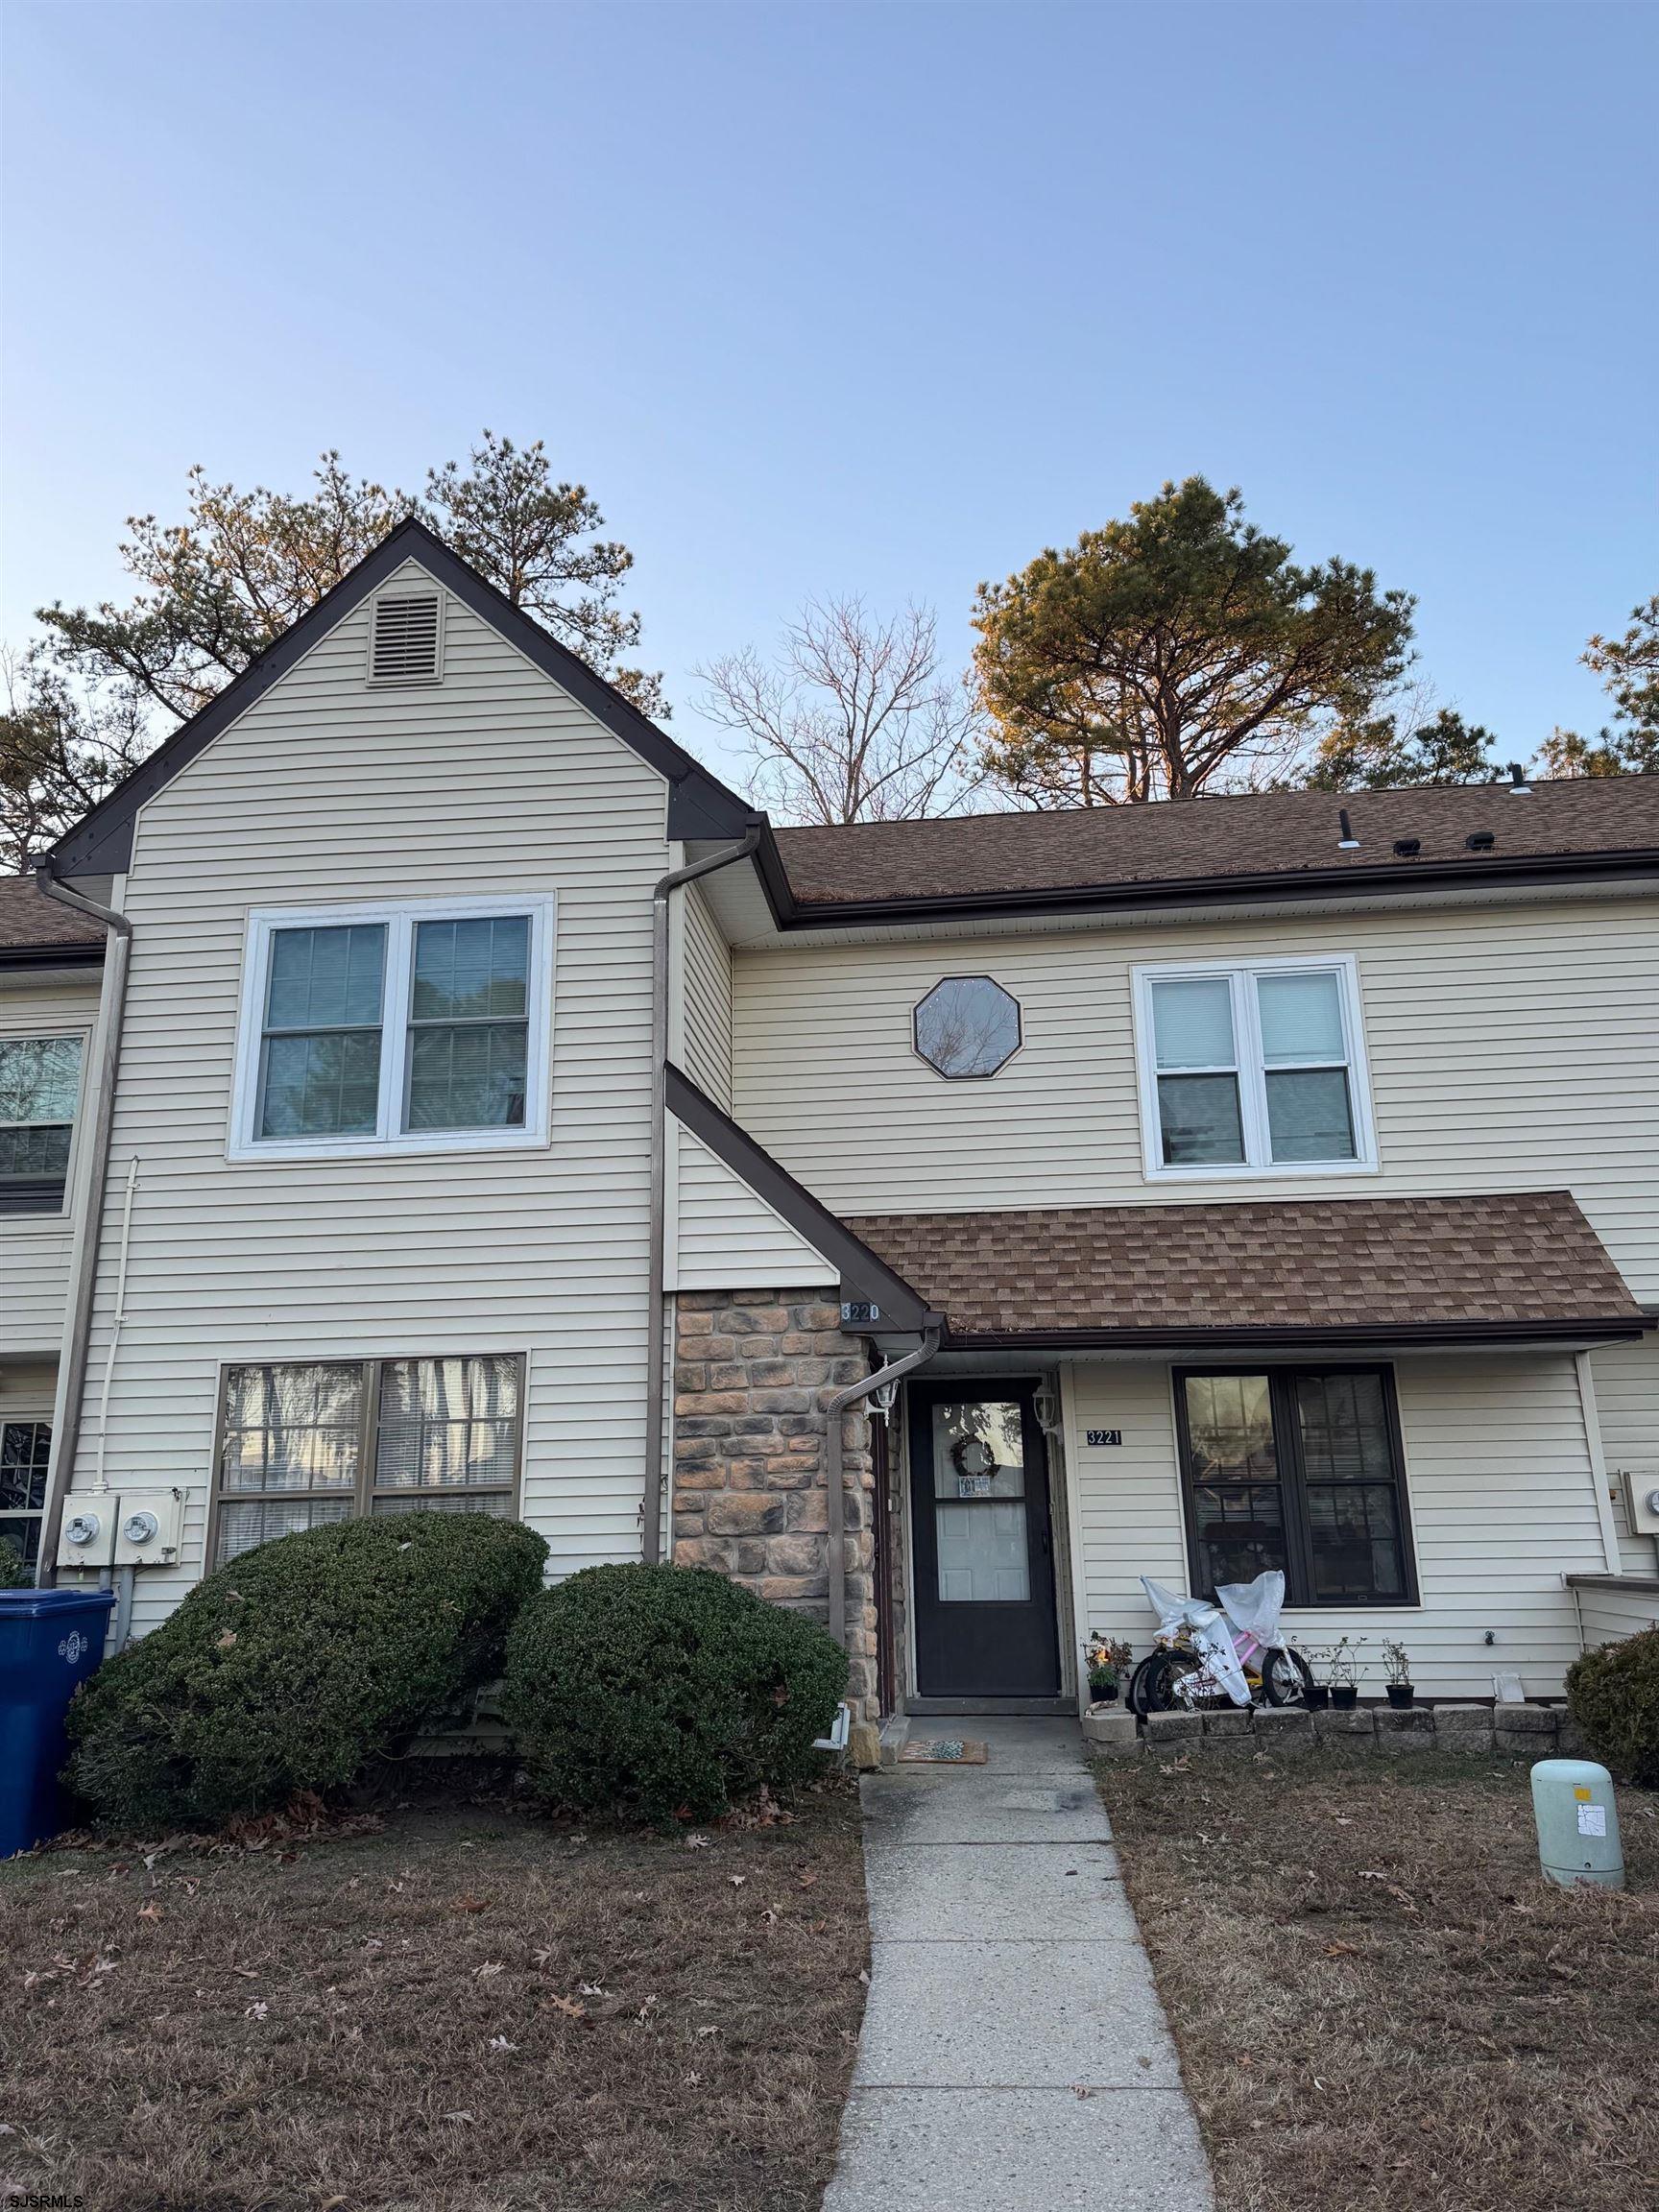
[{"x1": 1128, "y1": 1571, "x2": 1314, "y2": 1715}]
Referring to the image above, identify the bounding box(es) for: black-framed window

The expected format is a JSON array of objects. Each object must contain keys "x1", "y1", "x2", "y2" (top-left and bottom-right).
[
  {"x1": 0, "y1": 1420, "x2": 51, "y2": 1573},
  {"x1": 1174, "y1": 1367, "x2": 1416, "y2": 1606}
]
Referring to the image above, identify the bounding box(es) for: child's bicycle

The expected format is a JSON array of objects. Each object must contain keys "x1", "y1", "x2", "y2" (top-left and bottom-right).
[{"x1": 1128, "y1": 1572, "x2": 1314, "y2": 1715}]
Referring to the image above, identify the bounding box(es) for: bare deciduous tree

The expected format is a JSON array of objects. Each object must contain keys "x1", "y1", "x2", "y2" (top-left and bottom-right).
[{"x1": 695, "y1": 597, "x2": 984, "y2": 825}]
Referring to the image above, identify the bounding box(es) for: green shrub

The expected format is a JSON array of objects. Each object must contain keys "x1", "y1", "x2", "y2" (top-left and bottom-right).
[
  {"x1": 1566, "y1": 1624, "x2": 1659, "y2": 1788},
  {"x1": 501, "y1": 1563, "x2": 848, "y2": 1824},
  {"x1": 65, "y1": 1512, "x2": 548, "y2": 1830},
  {"x1": 0, "y1": 1541, "x2": 32, "y2": 1590}
]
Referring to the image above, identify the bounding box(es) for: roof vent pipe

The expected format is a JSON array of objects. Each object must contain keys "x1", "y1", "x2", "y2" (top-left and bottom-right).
[
  {"x1": 1507, "y1": 762, "x2": 1532, "y2": 795},
  {"x1": 1337, "y1": 808, "x2": 1360, "y2": 851}
]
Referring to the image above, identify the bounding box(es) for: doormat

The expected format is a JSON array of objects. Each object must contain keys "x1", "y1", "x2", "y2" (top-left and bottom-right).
[{"x1": 900, "y1": 1737, "x2": 988, "y2": 1765}]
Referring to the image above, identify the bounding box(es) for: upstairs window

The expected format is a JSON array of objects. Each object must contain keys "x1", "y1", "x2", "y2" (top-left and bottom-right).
[
  {"x1": 0, "y1": 1034, "x2": 84, "y2": 1213},
  {"x1": 230, "y1": 898, "x2": 553, "y2": 1160},
  {"x1": 1133, "y1": 957, "x2": 1375, "y2": 1177}
]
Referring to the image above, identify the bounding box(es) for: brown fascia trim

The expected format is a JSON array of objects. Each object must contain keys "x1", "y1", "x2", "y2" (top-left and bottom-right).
[
  {"x1": 47, "y1": 517, "x2": 762, "y2": 878},
  {"x1": 663, "y1": 1063, "x2": 937, "y2": 1334},
  {"x1": 0, "y1": 942, "x2": 106, "y2": 973},
  {"x1": 938, "y1": 1315, "x2": 1652, "y2": 1352},
  {"x1": 768, "y1": 844, "x2": 1659, "y2": 932}
]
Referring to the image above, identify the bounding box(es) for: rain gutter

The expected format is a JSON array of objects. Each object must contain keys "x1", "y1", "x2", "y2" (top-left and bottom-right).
[{"x1": 32, "y1": 862, "x2": 133, "y2": 1586}]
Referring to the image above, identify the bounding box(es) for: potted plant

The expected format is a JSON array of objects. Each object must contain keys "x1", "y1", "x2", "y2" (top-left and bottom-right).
[
  {"x1": 1328, "y1": 1634, "x2": 1366, "y2": 1710},
  {"x1": 1382, "y1": 1639, "x2": 1414, "y2": 1709},
  {"x1": 1084, "y1": 1632, "x2": 1132, "y2": 1706},
  {"x1": 1300, "y1": 1646, "x2": 1332, "y2": 1710}
]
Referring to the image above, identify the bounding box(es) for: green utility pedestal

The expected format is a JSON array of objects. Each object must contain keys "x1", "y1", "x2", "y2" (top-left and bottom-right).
[{"x1": 1529, "y1": 1758, "x2": 1623, "y2": 1889}]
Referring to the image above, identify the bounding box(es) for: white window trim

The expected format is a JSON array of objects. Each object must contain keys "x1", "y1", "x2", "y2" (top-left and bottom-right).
[
  {"x1": 0, "y1": 1017, "x2": 93, "y2": 1225},
  {"x1": 228, "y1": 895, "x2": 556, "y2": 1163},
  {"x1": 1131, "y1": 952, "x2": 1378, "y2": 1182}
]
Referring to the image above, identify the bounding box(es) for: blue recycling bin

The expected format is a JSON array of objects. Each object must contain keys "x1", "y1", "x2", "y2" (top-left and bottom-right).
[{"x1": 0, "y1": 1587, "x2": 116, "y2": 1859}]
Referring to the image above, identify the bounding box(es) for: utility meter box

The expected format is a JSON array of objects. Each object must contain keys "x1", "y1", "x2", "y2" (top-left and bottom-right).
[
  {"x1": 112, "y1": 1489, "x2": 184, "y2": 1566},
  {"x1": 56, "y1": 1498, "x2": 116, "y2": 1569},
  {"x1": 1617, "y1": 1466, "x2": 1659, "y2": 1537}
]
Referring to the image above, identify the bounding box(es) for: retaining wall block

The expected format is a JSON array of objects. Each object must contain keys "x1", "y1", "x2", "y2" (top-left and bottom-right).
[
  {"x1": 1145, "y1": 1710, "x2": 1203, "y2": 1744},
  {"x1": 1082, "y1": 1710, "x2": 1140, "y2": 1753},
  {"x1": 1202, "y1": 1708, "x2": 1252, "y2": 1737},
  {"x1": 1252, "y1": 1707, "x2": 1314, "y2": 1748},
  {"x1": 1374, "y1": 1707, "x2": 1436, "y2": 1752},
  {"x1": 1313, "y1": 1706, "x2": 1377, "y2": 1743},
  {"x1": 1431, "y1": 1704, "x2": 1496, "y2": 1753}
]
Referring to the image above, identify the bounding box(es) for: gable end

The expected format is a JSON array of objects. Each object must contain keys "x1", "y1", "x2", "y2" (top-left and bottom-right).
[{"x1": 48, "y1": 517, "x2": 761, "y2": 877}]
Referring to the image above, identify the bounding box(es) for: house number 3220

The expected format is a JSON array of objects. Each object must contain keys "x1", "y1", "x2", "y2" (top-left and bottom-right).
[{"x1": 1086, "y1": 1429, "x2": 1123, "y2": 1447}]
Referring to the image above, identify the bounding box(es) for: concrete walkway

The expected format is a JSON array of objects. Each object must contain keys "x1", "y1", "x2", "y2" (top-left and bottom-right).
[{"x1": 824, "y1": 1716, "x2": 1214, "y2": 2212}]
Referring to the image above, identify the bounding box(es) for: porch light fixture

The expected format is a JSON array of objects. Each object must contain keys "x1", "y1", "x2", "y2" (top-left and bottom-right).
[
  {"x1": 1032, "y1": 1382, "x2": 1063, "y2": 1436},
  {"x1": 869, "y1": 1378, "x2": 901, "y2": 1419}
]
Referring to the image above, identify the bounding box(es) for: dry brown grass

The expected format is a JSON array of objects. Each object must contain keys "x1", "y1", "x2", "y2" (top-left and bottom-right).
[
  {"x1": 1094, "y1": 1748, "x2": 1659, "y2": 2212},
  {"x1": 0, "y1": 1782, "x2": 868, "y2": 2212}
]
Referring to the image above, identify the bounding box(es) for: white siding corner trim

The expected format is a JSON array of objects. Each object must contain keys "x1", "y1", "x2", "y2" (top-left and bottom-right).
[
  {"x1": 667, "y1": 1117, "x2": 836, "y2": 1291},
  {"x1": 227, "y1": 894, "x2": 556, "y2": 1162}
]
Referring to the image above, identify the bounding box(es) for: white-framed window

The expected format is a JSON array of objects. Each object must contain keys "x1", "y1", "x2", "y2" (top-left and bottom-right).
[
  {"x1": 206, "y1": 1353, "x2": 525, "y2": 1567},
  {"x1": 1132, "y1": 955, "x2": 1377, "y2": 1179},
  {"x1": 228, "y1": 896, "x2": 555, "y2": 1162},
  {"x1": 0, "y1": 1031, "x2": 86, "y2": 1214}
]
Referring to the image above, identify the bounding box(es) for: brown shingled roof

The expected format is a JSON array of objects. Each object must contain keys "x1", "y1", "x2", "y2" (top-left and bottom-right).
[
  {"x1": 847, "y1": 1190, "x2": 1647, "y2": 1345},
  {"x1": 775, "y1": 776, "x2": 1659, "y2": 909},
  {"x1": 0, "y1": 876, "x2": 106, "y2": 958}
]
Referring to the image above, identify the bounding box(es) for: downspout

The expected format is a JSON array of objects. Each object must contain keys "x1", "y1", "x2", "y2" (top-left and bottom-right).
[
  {"x1": 828, "y1": 1328, "x2": 940, "y2": 1647},
  {"x1": 643, "y1": 821, "x2": 762, "y2": 1564},
  {"x1": 33, "y1": 862, "x2": 133, "y2": 1585}
]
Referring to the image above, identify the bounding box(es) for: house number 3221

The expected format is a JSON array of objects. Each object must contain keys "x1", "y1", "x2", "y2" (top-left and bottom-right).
[{"x1": 1086, "y1": 1429, "x2": 1123, "y2": 1447}]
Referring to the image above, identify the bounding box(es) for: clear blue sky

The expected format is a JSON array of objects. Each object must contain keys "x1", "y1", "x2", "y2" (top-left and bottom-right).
[{"x1": 3, "y1": 1, "x2": 1654, "y2": 783}]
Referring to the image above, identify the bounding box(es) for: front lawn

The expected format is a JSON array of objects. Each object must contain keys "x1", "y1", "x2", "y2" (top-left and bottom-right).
[
  {"x1": 0, "y1": 1784, "x2": 868, "y2": 2212},
  {"x1": 1094, "y1": 1749, "x2": 1659, "y2": 2212}
]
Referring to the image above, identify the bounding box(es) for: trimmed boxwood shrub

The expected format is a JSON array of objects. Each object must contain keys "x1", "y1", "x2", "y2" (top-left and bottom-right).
[
  {"x1": 1567, "y1": 1625, "x2": 1659, "y2": 1788},
  {"x1": 501, "y1": 1563, "x2": 848, "y2": 1824},
  {"x1": 65, "y1": 1512, "x2": 548, "y2": 1830}
]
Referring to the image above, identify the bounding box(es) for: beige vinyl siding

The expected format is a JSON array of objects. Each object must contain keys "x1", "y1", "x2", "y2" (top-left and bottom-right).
[
  {"x1": 65, "y1": 559, "x2": 669, "y2": 1636},
  {"x1": 677, "y1": 882, "x2": 734, "y2": 1108},
  {"x1": 1573, "y1": 1580, "x2": 1659, "y2": 1648},
  {"x1": 731, "y1": 898, "x2": 1659, "y2": 1308},
  {"x1": 1587, "y1": 1336, "x2": 1659, "y2": 1575},
  {"x1": 1, "y1": 974, "x2": 102, "y2": 1358},
  {"x1": 1064, "y1": 1352, "x2": 1604, "y2": 1701},
  {"x1": 0, "y1": 1358, "x2": 57, "y2": 1424},
  {"x1": 667, "y1": 1118, "x2": 835, "y2": 1291}
]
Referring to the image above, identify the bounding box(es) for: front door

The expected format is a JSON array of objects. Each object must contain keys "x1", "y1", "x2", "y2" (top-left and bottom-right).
[{"x1": 907, "y1": 1382, "x2": 1060, "y2": 1697}]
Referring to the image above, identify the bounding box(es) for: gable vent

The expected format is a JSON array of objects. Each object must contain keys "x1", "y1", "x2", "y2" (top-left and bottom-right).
[{"x1": 370, "y1": 591, "x2": 443, "y2": 683}]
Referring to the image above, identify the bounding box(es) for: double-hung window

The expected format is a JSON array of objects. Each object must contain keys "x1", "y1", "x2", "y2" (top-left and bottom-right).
[
  {"x1": 1175, "y1": 1367, "x2": 1416, "y2": 1607},
  {"x1": 0, "y1": 1034, "x2": 84, "y2": 1212},
  {"x1": 208, "y1": 1353, "x2": 524, "y2": 1566},
  {"x1": 1134, "y1": 956, "x2": 1375, "y2": 1177},
  {"x1": 230, "y1": 898, "x2": 554, "y2": 1159}
]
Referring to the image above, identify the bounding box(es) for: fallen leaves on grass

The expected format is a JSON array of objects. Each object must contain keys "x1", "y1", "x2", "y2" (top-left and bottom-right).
[
  {"x1": 1, "y1": 1790, "x2": 868, "y2": 2212},
  {"x1": 1095, "y1": 1750, "x2": 1659, "y2": 2212}
]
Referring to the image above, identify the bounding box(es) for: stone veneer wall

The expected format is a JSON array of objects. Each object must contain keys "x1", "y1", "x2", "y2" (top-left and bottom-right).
[{"x1": 670, "y1": 1289, "x2": 879, "y2": 1717}]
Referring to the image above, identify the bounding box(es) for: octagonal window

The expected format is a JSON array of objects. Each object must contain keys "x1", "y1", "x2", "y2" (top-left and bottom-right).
[{"x1": 913, "y1": 975, "x2": 1022, "y2": 1080}]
